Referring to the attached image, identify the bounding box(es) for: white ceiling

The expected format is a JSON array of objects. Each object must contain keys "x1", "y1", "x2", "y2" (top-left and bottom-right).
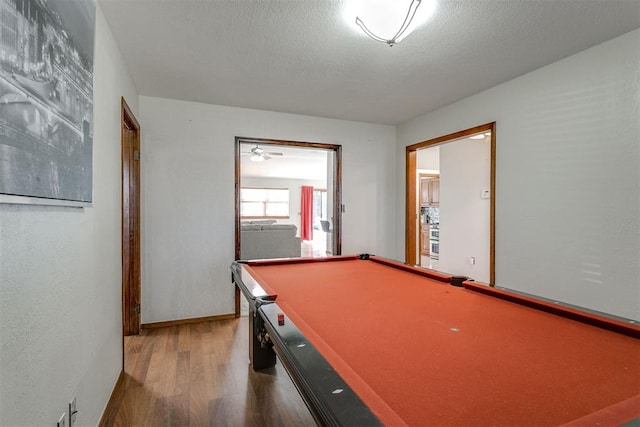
[
  {"x1": 99, "y1": 0, "x2": 640, "y2": 125},
  {"x1": 240, "y1": 144, "x2": 329, "y2": 180}
]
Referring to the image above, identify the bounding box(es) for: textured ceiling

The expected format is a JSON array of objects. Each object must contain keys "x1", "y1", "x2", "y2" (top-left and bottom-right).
[
  {"x1": 240, "y1": 144, "x2": 329, "y2": 180},
  {"x1": 99, "y1": 0, "x2": 640, "y2": 125}
]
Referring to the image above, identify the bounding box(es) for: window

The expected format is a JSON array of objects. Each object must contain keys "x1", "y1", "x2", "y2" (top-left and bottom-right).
[
  {"x1": 312, "y1": 189, "x2": 327, "y2": 226},
  {"x1": 1, "y1": 10, "x2": 18, "y2": 51},
  {"x1": 240, "y1": 187, "x2": 289, "y2": 218}
]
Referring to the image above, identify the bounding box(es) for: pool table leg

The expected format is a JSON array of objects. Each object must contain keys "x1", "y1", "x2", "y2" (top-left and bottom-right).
[{"x1": 249, "y1": 309, "x2": 277, "y2": 370}]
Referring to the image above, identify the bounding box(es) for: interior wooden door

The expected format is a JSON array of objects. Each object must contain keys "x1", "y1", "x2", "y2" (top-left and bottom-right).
[{"x1": 121, "y1": 97, "x2": 141, "y2": 336}]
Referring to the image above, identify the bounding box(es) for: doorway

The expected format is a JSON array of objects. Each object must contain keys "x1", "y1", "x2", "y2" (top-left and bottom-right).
[
  {"x1": 121, "y1": 97, "x2": 141, "y2": 337},
  {"x1": 234, "y1": 137, "x2": 343, "y2": 315},
  {"x1": 418, "y1": 170, "x2": 439, "y2": 269},
  {"x1": 406, "y1": 122, "x2": 495, "y2": 285}
]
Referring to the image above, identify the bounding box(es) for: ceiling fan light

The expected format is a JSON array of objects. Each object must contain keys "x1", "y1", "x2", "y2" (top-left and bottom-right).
[{"x1": 250, "y1": 152, "x2": 265, "y2": 162}]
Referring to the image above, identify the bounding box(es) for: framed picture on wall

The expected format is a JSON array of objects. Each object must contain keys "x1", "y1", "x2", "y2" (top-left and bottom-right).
[{"x1": 0, "y1": 0, "x2": 96, "y2": 206}]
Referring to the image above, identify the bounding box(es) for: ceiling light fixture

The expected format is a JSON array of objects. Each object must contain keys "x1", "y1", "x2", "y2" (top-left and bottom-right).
[
  {"x1": 470, "y1": 132, "x2": 492, "y2": 141},
  {"x1": 249, "y1": 151, "x2": 265, "y2": 162},
  {"x1": 356, "y1": 0, "x2": 422, "y2": 47}
]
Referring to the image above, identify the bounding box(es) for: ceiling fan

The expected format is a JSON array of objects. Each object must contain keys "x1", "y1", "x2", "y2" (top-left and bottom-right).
[{"x1": 242, "y1": 144, "x2": 284, "y2": 162}]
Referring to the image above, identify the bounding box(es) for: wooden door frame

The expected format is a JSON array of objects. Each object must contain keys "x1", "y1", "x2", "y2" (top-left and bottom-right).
[
  {"x1": 121, "y1": 97, "x2": 141, "y2": 337},
  {"x1": 234, "y1": 137, "x2": 343, "y2": 316},
  {"x1": 405, "y1": 122, "x2": 496, "y2": 285}
]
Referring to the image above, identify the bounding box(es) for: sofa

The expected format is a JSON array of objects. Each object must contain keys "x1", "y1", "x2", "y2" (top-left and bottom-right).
[{"x1": 240, "y1": 220, "x2": 301, "y2": 260}]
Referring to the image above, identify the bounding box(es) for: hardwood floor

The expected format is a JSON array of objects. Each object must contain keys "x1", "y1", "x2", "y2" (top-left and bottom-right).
[{"x1": 101, "y1": 318, "x2": 316, "y2": 426}]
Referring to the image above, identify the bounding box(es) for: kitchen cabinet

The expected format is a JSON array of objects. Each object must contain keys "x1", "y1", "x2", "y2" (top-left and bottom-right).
[
  {"x1": 429, "y1": 179, "x2": 439, "y2": 204},
  {"x1": 420, "y1": 177, "x2": 440, "y2": 206},
  {"x1": 421, "y1": 229, "x2": 430, "y2": 256},
  {"x1": 420, "y1": 179, "x2": 430, "y2": 205}
]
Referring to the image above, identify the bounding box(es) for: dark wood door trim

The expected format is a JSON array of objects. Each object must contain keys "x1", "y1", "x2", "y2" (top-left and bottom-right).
[
  {"x1": 405, "y1": 122, "x2": 496, "y2": 285},
  {"x1": 234, "y1": 137, "x2": 343, "y2": 316},
  {"x1": 121, "y1": 97, "x2": 141, "y2": 337}
]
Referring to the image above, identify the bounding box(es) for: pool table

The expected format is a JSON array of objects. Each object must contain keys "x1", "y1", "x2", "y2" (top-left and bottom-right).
[{"x1": 231, "y1": 255, "x2": 640, "y2": 426}]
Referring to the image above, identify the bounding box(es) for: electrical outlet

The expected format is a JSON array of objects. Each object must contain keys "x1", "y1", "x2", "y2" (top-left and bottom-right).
[
  {"x1": 57, "y1": 412, "x2": 66, "y2": 427},
  {"x1": 69, "y1": 397, "x2": 78, "y2": 427}
]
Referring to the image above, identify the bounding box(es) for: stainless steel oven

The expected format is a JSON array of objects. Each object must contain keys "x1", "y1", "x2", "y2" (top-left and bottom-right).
[
  {"x1": 429, "y1": 224, "x2": 439, "y2": 259},
  {"x1": 429, "y1": 227, "x2": 439, "y2": 241},
  {"x1": 429, "y1": 240, "x2": 439, "y2": 259}
]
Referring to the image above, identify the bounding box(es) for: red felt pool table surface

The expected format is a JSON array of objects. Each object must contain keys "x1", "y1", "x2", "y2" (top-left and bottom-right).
[{"x1": 245, "y1": 256, "x2": 640, "y2": 426}]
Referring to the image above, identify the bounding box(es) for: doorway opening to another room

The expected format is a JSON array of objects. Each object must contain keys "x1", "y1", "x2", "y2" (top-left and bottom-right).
[
  {"x1": 406, "y1": 122, "x2": 496, "y2": 285},
  {"x1": 234, "y1": 137, "x2": 343, "y2": 314},
  {"x1": 418, "y1": 169, "x2": 440, "y2": 270}
]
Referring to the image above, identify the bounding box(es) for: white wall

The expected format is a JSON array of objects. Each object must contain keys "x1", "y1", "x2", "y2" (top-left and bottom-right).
[
  {"x1": 139, "y1": 96, "x2": 396, "y2": 323},
  {"x1": 416, "y1": 145, "x2": 440, "y2": 170},
  {"x1": 438, "y1": 138, "x2": 491, "y2": 282},
  {"x1": 396, "y1": 30, "x2": 640, "y2": 320},
  {"x1": 241, "y1": 176, "x2": 326, "y2": 235},
  {"x1": 0, "y1": 5, "x2": 138, "y2": 425}
]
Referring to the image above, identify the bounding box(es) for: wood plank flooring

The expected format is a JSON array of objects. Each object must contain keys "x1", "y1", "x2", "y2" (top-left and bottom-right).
[{"x1": 101, "y1": 318, "x2": 316, "y2": 426}]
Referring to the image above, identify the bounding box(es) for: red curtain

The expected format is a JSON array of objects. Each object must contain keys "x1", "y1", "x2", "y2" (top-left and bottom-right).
[{"x1": 300, "y1": 186, "x2": 314, "y2": 241}]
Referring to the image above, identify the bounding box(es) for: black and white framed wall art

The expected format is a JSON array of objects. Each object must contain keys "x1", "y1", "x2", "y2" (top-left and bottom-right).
[{"x1": 0, "y1": 0, "x2": 95, "y2": 206}]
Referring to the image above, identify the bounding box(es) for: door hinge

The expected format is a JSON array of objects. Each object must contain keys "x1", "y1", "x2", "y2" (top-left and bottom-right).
[
  {"x1": 133, "y1": 150, "x2": 140, "y2": 161},
  {"x1": 134, "y1": 303, "x2": 141, "y2": 314}
]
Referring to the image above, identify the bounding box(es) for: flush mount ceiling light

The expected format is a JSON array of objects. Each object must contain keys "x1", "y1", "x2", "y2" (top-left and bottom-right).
[
  {"x1": 352, "y1": 0, "x2": 436, "y2": 47},
  {"x1": 356, "y1": 0, "x2": 421, "y2": 46}
]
